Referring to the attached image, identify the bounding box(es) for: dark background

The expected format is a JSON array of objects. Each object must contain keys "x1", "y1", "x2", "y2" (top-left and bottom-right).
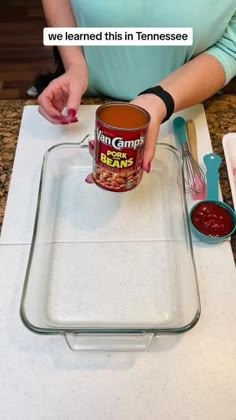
[
  {"x1": 0, "y1": 0, "x2": 235, "y2": 99},
  {"x1": 0, "y1": 0, "x2": 54, "y2": 99}
]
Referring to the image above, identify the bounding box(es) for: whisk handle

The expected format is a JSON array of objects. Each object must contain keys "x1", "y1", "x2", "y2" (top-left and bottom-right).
[
  {"x1": 203, "y1": 153, "x2": 222, "y2": 201},
  {"x1": 173, "y1": 117, "x2": 188, "y2": 146}
]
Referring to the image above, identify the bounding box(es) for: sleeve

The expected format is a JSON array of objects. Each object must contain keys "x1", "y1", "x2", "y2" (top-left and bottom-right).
[{"x1": 204, "y1": 12, "x2": 236, "y2": 85}]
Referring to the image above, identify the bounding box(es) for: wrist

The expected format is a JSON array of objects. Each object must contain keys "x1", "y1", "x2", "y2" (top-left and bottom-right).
[
  {"x1": 61, "y1": 46, "x2": 87, "y2": 70},
  {"x1": 138, "y1": 85, "x2": 175, "y2": 123},
  {"x1": 66, "y1": 60, "x2": 89, "y2": 94},
  {"x1": 140, "y1": 93, "x2": 167, "y2": 123}
]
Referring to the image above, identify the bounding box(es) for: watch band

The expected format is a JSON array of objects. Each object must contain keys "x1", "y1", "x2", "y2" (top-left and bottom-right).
[{"x1": 138, "y1": 85, "x2": 175, "y2": 123}]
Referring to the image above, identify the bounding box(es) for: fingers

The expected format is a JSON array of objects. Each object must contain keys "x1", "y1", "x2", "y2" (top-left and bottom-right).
[
  {"x1": 66, "y1": 79, "x2": 82, "y2": 116},
  {"x1": 38, "y1": 105, "x2": 64, "y2": 124},
  {"x1": 38, "y1": 96, "x2": 62, "y2": 124},
  {"x1": 88, "y1": 140, "x2": 95, "y2": 157},
  {"x1": 130, "y1": 94, "x2": 165, "y2": 173},
  {"x1": 38, "y1": 75, "x2": 80, "y2": 124},
  {"x1": 85, "y1": 173, "x2": 95, "y2": 184},
  {"x1": 85, "y1": 143, "x2": 95, "y2": 184},
  {"x1": 142, "y1": 124, "x2": 159, "y2": 172},
  {"x1": 38, "y1": 105, "x2": 78, "y2": 125}
]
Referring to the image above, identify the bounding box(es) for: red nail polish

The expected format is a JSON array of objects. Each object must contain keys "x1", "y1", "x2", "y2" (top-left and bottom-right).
[
  {"x1": 147, "y1": 162, "x2": 151, "y2": 173},
  {"x1": 143, "y1": 162, "x2": 151, "y2": 173},
  {"x1": 61, "y1": 121, "x2": 69, "y2": 125},
  {"x1": 70, "y1": 118, "x2": 78, "y2": 123},
  {"x1": 68, "y1": 109, "x2": 77, "y2": 118},
  {"x1": 85, "y1": 174, "x2": 94, "y2": 184}
]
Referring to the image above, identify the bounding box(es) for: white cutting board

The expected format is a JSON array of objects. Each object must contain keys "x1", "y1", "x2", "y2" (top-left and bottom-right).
[{"x1": 0, "y1": 104, "x2": 215, "y2": 244}]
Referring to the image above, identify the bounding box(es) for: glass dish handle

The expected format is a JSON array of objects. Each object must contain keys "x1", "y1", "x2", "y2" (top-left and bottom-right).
[{"x1": 64, "y1": 332, "x2": 154, "y2": 351}]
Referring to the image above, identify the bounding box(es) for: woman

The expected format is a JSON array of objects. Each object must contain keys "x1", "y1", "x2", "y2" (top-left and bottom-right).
[{"x1": 38, "y1": 0, "x2": 236, "y2": 172}]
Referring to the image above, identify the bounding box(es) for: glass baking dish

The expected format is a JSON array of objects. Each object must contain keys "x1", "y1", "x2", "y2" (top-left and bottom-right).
[{"x1": 20, "y1": 141, "x2": 200, "y2": 351}]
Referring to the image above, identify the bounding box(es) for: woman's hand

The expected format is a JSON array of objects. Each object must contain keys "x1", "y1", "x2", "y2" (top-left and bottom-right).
[
  {"x1": 130, "y1": 94, "x2": 166, "y2": 171},
  {"x1": 38, "y1": 63, "x2": 88, "y2": 124}
]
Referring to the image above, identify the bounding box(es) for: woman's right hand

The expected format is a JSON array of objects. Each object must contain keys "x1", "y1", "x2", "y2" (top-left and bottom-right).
[{"x1": 38, "y1": 63, "x2": 88, "y2": 124}]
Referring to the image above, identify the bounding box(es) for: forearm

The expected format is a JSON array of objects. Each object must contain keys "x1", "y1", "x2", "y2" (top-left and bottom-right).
[
  {"x1": 159, "y1": 53, "x2": 226, "y2": 112},
  {"x1": 42, "y1": 0, "x2": 87, "y2": 71},
  {"x1": 133, "y1": 53, "x2": 226, "y2": 166}
]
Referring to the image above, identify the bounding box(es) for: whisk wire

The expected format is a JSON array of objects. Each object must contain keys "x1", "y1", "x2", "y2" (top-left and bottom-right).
[
  {"x1": 182, "y1": 150, "x2": 206, "y2": 193},
  {"x1": 173, "y1": 116, "x2": 206, "y2": 194}
]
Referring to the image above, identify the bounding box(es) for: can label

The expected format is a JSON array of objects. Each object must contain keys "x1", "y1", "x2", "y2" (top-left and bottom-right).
[{"x1": 93, "y1": 104, "x2": 150, "y2": 192}]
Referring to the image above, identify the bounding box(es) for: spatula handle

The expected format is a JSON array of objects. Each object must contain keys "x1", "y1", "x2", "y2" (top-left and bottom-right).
[
  {"x1": 186, "y1": 119, "x2": 198, "y2": 163},
  {"x1": 203, "y1": 153, "x2": 222, "y2": 201},
  {"x1": 173, "y1": 117, "x2": 188, "y2": 146}
]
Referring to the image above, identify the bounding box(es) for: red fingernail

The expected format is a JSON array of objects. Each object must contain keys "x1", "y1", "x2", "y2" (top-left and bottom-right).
[
  {"x1": 85, "y1": 174, "x2": 94, "y2": 184},
  {"x1": 89, "y1": 140, "x2": 95, "y2": 149},
  {"x1": 61, "y1": 121, "x2": 69, "y2": 125},
  {"x1": 70, "y1": 117, "x2": 78, "y2": 123},
  {"x1": 68, "y1": 109, "x2": 77, "y2": 118},
  {"x1": 143, "y1": 162, "x2": 151, "y2": 173}
]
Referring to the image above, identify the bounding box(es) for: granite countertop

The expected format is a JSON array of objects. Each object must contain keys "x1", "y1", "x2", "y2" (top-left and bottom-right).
[{"x1": 0, "y1": 95, "x2": 236, "y2": 262}]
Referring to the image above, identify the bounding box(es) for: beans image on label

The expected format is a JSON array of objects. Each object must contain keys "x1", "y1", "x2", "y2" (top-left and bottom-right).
[{"x1": 94, "y1": 167, "x2": 137, "y2": 191}]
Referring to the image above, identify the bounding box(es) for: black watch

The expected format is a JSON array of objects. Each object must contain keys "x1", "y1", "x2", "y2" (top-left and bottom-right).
[{"x1": 138, "y1": 85, "x2": 175, "y2": 123}]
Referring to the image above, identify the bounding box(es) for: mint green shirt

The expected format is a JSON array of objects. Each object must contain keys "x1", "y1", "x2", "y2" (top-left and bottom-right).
[{"x1": 70, "y1": 0, "x2": 236, "y2": 100}]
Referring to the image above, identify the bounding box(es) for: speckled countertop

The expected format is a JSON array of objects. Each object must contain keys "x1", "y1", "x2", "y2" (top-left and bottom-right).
[{"x1": 0, "y1": 95, "x2": 236, "y2": 262}]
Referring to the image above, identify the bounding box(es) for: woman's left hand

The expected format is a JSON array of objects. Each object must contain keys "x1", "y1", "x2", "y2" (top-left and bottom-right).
[{"x1": 130, "y1": 93, "x2": 166, "y2": 172}]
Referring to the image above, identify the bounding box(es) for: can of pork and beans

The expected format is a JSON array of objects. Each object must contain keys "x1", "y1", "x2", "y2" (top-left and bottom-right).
[{"x1": 93, "y1": 102, "x2": 151, "y2": 192}]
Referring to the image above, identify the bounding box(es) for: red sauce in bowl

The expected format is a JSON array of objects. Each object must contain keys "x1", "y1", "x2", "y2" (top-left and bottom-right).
[{"x1": 191, "y1": 201, "x2": 234, "y2": 237}]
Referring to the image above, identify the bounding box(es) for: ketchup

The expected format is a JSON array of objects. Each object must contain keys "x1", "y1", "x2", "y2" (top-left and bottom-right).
[{"x1": 191, "y1": 201, "x2": 234, "y2": 237}]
